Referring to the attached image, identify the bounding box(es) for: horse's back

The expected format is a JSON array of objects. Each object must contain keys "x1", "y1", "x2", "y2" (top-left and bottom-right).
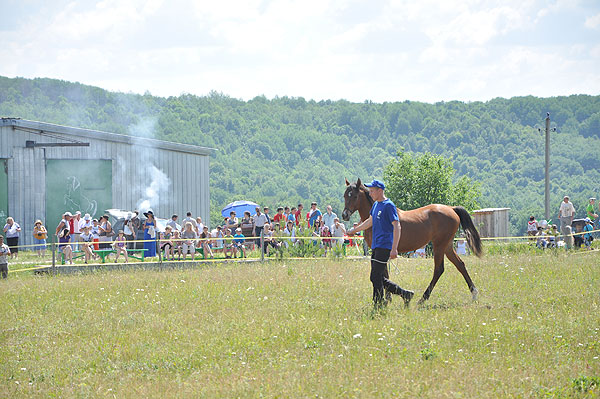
[{"x1": 397, "y1": 204, "x2": 460, "y2": 251}]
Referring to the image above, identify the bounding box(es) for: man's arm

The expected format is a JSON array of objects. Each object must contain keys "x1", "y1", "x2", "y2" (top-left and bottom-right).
[
  {"x1": 347, "y1": 216, "x2": 372, "y2": 235},
  {"x1": 390, "y1": 220, "x2": 401, "y2": 259}
]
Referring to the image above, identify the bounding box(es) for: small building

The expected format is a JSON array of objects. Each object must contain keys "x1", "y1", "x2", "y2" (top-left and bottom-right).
[
  {"x1": 0, "y1": 118, "x2": 214, "y2": 247},
  {"x1": 472, "y1": 207, "x2": 510, "y2": 238}
]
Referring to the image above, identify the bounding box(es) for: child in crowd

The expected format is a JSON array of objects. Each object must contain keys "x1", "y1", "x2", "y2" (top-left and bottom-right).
[
  {"x1": 0, "y1": 236, "x2": 10, "y2": 279},
  {"x1": 536, "y1": 226, "x2": 548, "y2": 249},
  {"x1": 172, "y1": 230, "x2": 182, "y2": 260},
  {"x1": 583, "y1": 218, "x2": 594, "y2": 250},
  {"x1": 233, "y1": 228, "x2": 246, "y2": 258},
  {"x1": 223, "y1": 228, "x2": 234, "y2": 258},
  {"x1": 91, "y1": 219, "x2": 100, "y2": 251},
  {"x1": 113, "y1": 230, "x2": 128, "y2": 263},
  {"x1": 321, "y1": 225, "x2": 332, "y2": 255},
  {"x1": 160, "y1": 226, "x2": 174, "y2": 261},
  {"x1": 80, "y1": 225, "x2": 95, "y2": 264},
  {"x1": 59, "y1": 228, "x2": 73, "y2": 264}
]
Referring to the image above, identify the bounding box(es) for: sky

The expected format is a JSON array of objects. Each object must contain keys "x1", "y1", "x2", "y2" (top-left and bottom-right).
[{"x1": 1, "y1": 0, "x2": 599, "y2": 103}]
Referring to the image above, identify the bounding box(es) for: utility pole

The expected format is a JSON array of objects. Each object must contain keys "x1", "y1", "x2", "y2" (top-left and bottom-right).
[{"x1": 544, "y1": 113, "x2": 550, "y2": 221}]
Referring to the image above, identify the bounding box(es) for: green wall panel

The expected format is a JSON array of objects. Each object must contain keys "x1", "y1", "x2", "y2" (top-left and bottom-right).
[
  {"x1": 0, "y1": 160, "x2": 7, "y2": 223},
  {"x1": 46, "y1": 159, "x2": 112, "y2": 232}
]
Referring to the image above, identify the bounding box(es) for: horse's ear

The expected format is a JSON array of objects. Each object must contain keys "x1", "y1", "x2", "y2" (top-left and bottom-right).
[
  {"x1": 345, "y1": 178, "x2": 350, "y2": 186},
  {"x1": 356, "y1": 177, "x2": 362, "y2": 187}
]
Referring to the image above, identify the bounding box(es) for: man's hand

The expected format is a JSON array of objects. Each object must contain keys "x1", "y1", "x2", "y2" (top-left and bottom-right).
[
  {"x1": 346, "y1": 229, "x2": 355, "y2": 237},
  {"x1": 390, "y1": 248, "x2": 398, "y2": 259}
]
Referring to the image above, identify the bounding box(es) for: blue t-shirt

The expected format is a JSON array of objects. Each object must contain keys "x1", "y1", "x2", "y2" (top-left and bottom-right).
[
  {"x1": 370, "y1": 199, "x2": 399, "y2": 250},
  {"x1": 309, "y1": 209, "x2": 322, "y2": 227},
  {"x1": 233, "y1": 233, "x2": 245, "y2": 244}
]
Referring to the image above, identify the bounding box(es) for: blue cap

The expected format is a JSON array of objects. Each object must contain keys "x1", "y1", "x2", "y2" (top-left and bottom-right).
[{"x1": 365, "y1": 179, "x2": 385, "y2": 190}]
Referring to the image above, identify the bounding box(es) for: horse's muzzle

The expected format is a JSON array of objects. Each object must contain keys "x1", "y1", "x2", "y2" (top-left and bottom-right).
[{"x1": 342, "y1": 209, "x2": 351, "y2": 221}]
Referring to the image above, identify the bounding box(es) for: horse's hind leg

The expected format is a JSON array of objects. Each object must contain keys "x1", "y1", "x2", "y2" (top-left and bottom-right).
[
  {"x1": 445, "y1": 246, "x2": 478, "y2": 301},
  {"x1": 419, "y1": 246, "x2": 446, "y2": 304}
]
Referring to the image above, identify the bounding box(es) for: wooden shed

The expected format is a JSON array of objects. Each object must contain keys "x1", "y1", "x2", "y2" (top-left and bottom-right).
[{"x1": 472, "y1": 208, "x2": 510, "y2": 238}]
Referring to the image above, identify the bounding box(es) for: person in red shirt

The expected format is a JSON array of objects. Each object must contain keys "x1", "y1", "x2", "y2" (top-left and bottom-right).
[
  {"x1": 273, "y1": 207, "x2": 286, "y2": 224},
  {"x1": 294, "y1": 204, "x2": 304, "y2": 227}
]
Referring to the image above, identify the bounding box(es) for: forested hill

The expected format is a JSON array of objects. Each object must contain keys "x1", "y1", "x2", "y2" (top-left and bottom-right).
[{"x1": 1, "y1": 76, "x2": 599, "y2": 234}]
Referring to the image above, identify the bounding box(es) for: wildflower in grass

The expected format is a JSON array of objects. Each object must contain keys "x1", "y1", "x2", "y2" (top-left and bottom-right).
[{"x1": 353, "y1": 334, "x2": 362, "y2": 339}]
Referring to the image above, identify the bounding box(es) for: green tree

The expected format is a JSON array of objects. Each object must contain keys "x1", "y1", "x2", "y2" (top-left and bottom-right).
[{"x1": 383, "y1": 151, "x2": 481, "y2": 211}]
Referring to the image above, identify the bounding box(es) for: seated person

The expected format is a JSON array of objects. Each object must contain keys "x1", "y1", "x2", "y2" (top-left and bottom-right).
[
  {"x1": 113, "y1": 230, "x2": 128, "y2": 263},
  {"x1": 283, "y1": 221, "x2": 296, "y2": 247},
  {"x1": 181, "y1": 222, "x2": 197, "y2": 260},
  {"x1": 547, "y1": 225, "x2": 559, "y2": 248},
  {"x1": 160, "y1": 226, "x2": 174, "y2": 261},
  {"x1": 59, "y1": 228, "x2": 73, "y2": 264},
  {"x1": 225, "y1": 211, "x2": 239, "y2": 232},
  {"x1": 321, "y1": 225, "x2": 332, "y2": 254},
  {"x1": 223, "y1": 228, "x2": 234, "y2": 258},
  {"x1": 172, "y1": 230, "x2": 183, "y2": 259},
  {"x1": 198, "y1": 225, "x2": 214, "y2": 259},
  {"x1": 263, "y1": 224, "x2": 281, "y2": 256},
  {"x1": 80, "y1": 225, "x2": 95, "y2": 264},
  {"x1": 536, "y1": 227, "x2": 548, "y2": 249},
  {"x1": 233, "y1": 228, "x2": 247, "y2": 258}
]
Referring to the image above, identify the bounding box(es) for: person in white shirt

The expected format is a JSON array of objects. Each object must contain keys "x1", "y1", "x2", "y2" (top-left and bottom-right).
[
  {"x1": 182, "y1": 212, "x2": 197, "y2": 231},
  {"x1": 331, "y1": 218, "x2": 346, "y2": 247},
  {"x1": 72, "y1": 211, "x2": 82, "y2": 251},
  {"x1": 322, "y1": 205, "x2": 338, "y2": 231},
  {"x1": 253, "y1": 207, "x2": 269, "y2": 246},
  {"x1": 558, "y1": 196, "x2": 576, "y2": 237},
  {"x1": 283, "y1": 221, "x2": 296, "y2": 247},
  {"x1": 80, "y1": 226, "x2": 95, "y2": 264}
]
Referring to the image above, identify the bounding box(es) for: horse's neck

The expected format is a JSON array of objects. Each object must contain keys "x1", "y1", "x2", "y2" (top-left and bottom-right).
[{"x1": 359, "y1": 190, "x2": 373, "y2": 247}]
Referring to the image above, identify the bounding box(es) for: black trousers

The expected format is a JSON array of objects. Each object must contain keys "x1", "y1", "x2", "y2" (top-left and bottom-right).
[
  {"x1": 370, "y1": 247, "x2": 409, "y2": 304},
  {"x1": 0, "y1": 263, "x2": 7, "y2": 279}
]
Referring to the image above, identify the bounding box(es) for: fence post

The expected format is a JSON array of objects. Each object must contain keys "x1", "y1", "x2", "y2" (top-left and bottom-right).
[
  {"x1": 260, "y1": 230, "x2": 264, "y2": 261},
  {"x1": 156, "y1": 235, "x2": 162, "y2": 266},
  {"x1": 51, "y1": 235, "x2": 56, "y2": 275}
]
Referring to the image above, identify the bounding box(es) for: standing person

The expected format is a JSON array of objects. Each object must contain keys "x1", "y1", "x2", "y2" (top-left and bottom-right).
[
  {"x1": 143, "y1": 210, "x2": 157, "y2": 258},
  {"x1": 273, "y1": 207, "x2": 286, "y2": 225},
  {"x1": 167, "y1": 214, "x2": 179, "y2": 231},
  {"x1": 288, "y1": 207, "x2": 297, "y2": 225},
  {"x1": 3, "y1": 217, "x2": 21, "y2": 260},
  {"x1": 130, "y1": 211, "x2": 141, "y2": 249},
  {"x1": 195, "y1": 217, "x2": 204, "y2": 235},
  {"x1": 294, "y1": 204, "x2": 304, "y2": 227},
  {"x1": 322, "y1": 205, "x2": 338, "y2": 231},
  {"x1": 526, "y1": 216, "x2": 538, "y2": 240},
  {"x1": 0, "y1": 236, "x2": 10, "y2": 278},
  {"x1": 72, "y1": 211, "x2": 82, "y2": 251},
  {"x1": 558, "y1": 196, "x2": 576, "y2": 238},
  {"x1": 587, "y1": 198, "x2": 598, "y2": 237},
  {"x1": 98, "y1": 215, "x2": 113, "y2": 250},
  {"x1": 182, "y1": 212, "x2": 197, "y2": 231},
  {"x1": 347, "y1": 179, "x2": 414, "y2": 307},
  {"x1": 33, "y1": 220, "x2": 48, "y2": 257},
  {"x1": 225, "y1": 211, "x2": 239, "y2": 232},
  {"x1": 583, "y1": 218, "x2": 594, "y2": 249},
  {"x1": 55, "y1": 212, "x2": 71, "y2": 236},
  {"x1": 308, "y1": 202, "x2": 322, "y2": 228},
  {"x1": 123, "y1": 213, "x2": 137, "y2": 250},
  {"x1": 253, "y1": 207, "x2": 268, "y2": 246},
  {"x1": 91, "y1": 218, "x2": 100, "y2": 251}
]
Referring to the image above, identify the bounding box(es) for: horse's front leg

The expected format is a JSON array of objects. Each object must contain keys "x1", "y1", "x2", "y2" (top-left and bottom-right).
[{"x1": 418, "y1": 250, "x2": 445, "y2": 304}]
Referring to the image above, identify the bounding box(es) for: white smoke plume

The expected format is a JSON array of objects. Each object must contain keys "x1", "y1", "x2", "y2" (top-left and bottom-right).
[{"x1": 137, "y1": 165, "x2": 170, "y2": 213}]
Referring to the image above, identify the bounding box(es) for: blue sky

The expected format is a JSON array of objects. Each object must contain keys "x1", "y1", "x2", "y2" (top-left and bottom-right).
[{"x1": 1, "y1": 0, "x2": 599, "y2": 103}]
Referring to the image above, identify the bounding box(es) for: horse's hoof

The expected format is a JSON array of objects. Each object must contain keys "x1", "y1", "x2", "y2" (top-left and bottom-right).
[{"x1": 471, "y1": 287, "x2": 479, "y2": 302}]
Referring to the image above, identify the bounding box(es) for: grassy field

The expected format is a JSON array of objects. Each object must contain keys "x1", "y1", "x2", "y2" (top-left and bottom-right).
[{"x1": 1, "y1": 251, "x2": 599, "y2": 398}]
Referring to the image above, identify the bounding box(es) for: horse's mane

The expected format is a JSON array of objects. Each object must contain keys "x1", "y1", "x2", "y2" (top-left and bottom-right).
[{"x1": 359, "y1": 183, "x2": 374, "y2": 207}]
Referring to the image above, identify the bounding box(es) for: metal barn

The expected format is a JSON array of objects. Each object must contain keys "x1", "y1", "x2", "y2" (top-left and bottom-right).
[
  {"x1": 472, "y1": 207, "x2": 511, "y2": 238},
  {"x1": 0, "y1": 118, "x2": 213, "y2": 247}
]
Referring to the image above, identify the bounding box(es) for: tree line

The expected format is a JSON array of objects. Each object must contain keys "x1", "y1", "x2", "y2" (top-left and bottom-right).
[{"x1": 0, "y1": 75, "x2": 598, "y2": 234}]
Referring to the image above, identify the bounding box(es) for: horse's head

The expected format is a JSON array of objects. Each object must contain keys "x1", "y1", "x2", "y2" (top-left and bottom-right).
[{"x1": 342, "y1": 178, "x2": 364, "y2": 221}]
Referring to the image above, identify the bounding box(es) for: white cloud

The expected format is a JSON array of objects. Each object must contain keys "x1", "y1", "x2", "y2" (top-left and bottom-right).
[
  {"x1": 585, "y1": 13, "x2": 600, "y2": 29},
  {"x1": 0, "y1": 0, "x2": 598, "y2": 102}
]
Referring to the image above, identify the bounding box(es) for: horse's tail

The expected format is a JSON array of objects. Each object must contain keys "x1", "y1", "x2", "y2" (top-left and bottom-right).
[{"x1": 453, "y1": 206, "x2": 483, "y2": 258}]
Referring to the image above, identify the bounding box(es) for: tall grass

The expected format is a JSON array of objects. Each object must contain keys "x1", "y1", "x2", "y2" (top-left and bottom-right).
[{"x1": 1, "y1": 252, "x2": 599, "y2": 397}]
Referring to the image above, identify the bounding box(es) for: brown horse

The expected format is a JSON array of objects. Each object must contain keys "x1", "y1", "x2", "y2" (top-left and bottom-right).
[{"x1": 342, "y1": 178, "x2": 482, "y2": 303}]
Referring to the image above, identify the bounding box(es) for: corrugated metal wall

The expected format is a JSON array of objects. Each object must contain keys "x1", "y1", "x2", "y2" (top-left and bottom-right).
[{"x1": 0, "y1": 119, "x2": 212, "y2": 247}]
